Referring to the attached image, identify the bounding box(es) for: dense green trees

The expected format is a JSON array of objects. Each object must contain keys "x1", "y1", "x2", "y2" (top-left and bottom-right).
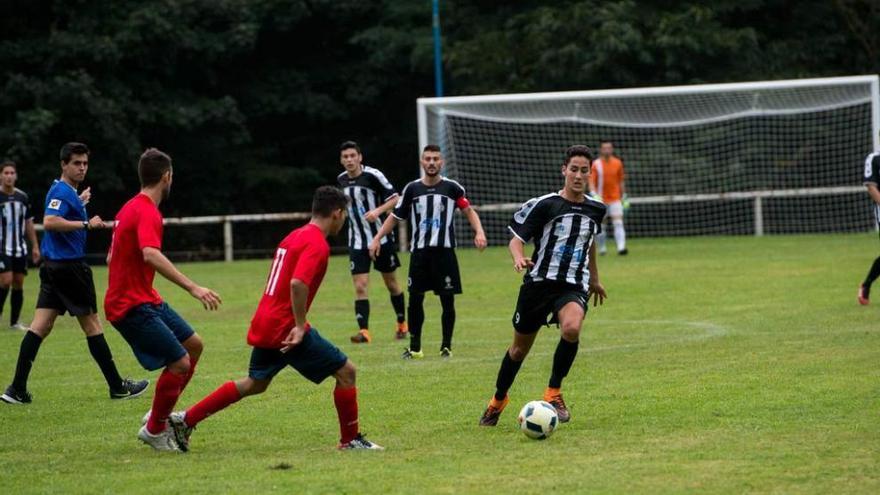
[{"x1": 0, "y1": 0, "x2": 876, "y2": 221}]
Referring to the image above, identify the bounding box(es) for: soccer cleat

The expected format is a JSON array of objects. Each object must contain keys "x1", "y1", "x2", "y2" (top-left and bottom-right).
[
  {"x1": 439, "y1": 347, "x2": 452, "y2": 358},
  {"x1": 141, "y1": 409, "x2": 152, "y2": 425},
  {"x1": 479, "y1": 395, "x2": 509, "y2": 426},
  {"x1": 544, "y1": 389, "x2": 571, "y2": 423},
  {"x1": 338, "y1": 433, "x2": 384, "y2": 450},
  {"x1": 138, "y1": 424, "x2": 181, "y2": 452},
  {"x1": 858, "y1": 284, "x2": 870, "y2": 305},
  {"x1": 168, "y1": 411, "x2": 193, "y2": 452},
  {"x1": 395, "y1": 322, "x2": 409, "y2": 340},
  {"x1": 618, "y1": 248, "x2": 628, "y2": 256},
  {"x1": 350, "y1": 329, "x2": 372, "y2": 344},
  {"x1": 0, "y1": 385, "x2": 32, "y2": 405},
  {"x1": 110, "y1": 378, "x2": 150, "y2": 400},
  {"x1": 401, "y1": 348, "x2": 424, "y2": 360},
  {"x1": 9, "y1": 323, "x2": 28, "y2": 331}
]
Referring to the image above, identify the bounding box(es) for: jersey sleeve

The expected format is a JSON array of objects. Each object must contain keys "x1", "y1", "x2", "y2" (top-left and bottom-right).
[
  {"x1": 451, "y1": 181, "x2": 470, "y2": 209},
  {"x1": 369, "y1": 169, "x2": 398, "y2": 202},
  {"x1": 864, "y1": 154, "x2": 880, "y2": 185},
  {"x1": 24, "y1": 195, "x2": 33, "y2": 220},
  {"x1": 292, "y1": 242, "x2": 329, "y2": 286},
  {"x1": 392, "y1": 183, "x2": 414, "y2": 220},
  {"x1": 508, "y1": 197, "x2": 547, "y2": 243},
  {"x1": 44, "y1": 193, "x2": 70, "y2": 218},
  {"x1": 137, "y1": 208, "x2": 163, "y2": 250}
]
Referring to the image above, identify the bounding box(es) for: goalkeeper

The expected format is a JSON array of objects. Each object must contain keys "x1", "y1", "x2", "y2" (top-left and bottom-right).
[{"x1": 589, "y1": 140, "x2": 628, "y2": 255}]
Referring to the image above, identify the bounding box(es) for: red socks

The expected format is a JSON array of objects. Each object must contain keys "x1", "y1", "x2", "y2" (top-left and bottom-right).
[
  {"x1": 333, "y1": 386, "x2": 359, "y2": 444},
  {"x1": 185, "y1": 381, "x2": 242, "y2": 428},
  {"x1": 180, "y1": 355, "x2": 199, "y2": 392},
  {"x1": 146, "y1": 369, "x2": 186, "y2": 434}
]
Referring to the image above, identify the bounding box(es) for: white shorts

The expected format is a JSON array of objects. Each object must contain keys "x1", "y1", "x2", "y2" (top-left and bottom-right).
[{"x1": 606, "y1": 200, "x2": 624, "y2": 219}]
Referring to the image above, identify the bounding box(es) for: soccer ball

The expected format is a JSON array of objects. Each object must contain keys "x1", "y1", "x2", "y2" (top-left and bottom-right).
[{"x1": 517, "y1": 400, "x2": 559, "y2": 440}]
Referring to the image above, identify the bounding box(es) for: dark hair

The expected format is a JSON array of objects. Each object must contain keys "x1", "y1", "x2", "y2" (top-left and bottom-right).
[
  {"x1": 1, "y1": 160, "x2": 16, "y2": 172},
  {"x1": 423, "y1": 144, "x2": 441, "y2": 154},
  {"x1": 60, "y1": 142, "x2": 89, "y2": 163},
  {"x1": 340, "y1": 141, "x2": 362, "y2": 154},
  {"x1": 564, "y1": 144, "x2": 594, "y2": 165},
  {"x1": 138, "y1": 148, "x2": 173, "y2": 187},
  {"x1": 312, "y1": 185, "x2": 349, "y2": 217},
  {"x1": 599, "y1": 139, "x2": 614, "y2": 147}
]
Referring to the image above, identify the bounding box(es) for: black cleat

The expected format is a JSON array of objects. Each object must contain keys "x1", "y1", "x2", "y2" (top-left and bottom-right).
[
  {"x1": 1, "y1": 385, "x2": 32, "y2": 404},
  {"x1": 617, "y1": 248, "x2": 628, "y2": 256},
  {"x1": 439, "y1": 347, "x2": 452, "y2": 358},
  {"x1": 110, "y1": 378, "x2": 150, "y2": 400}
]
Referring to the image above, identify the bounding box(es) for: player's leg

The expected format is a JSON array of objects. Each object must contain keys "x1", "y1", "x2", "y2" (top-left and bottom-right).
[
  {"x1": 349, "y1": 250, "x2": 372, "y2": 343},
  {"x1": 0, "y1": 308, "x2": 57, "y2": 404},
  {"x1": 0, "y1": 263, "x2": 12, "y2": 320},
  {"x1": 378, "y1": 246, "x2": 408, "y2": 339},
  {"x1": 609, "y1": 201, "x2": 627, "y2": 255},
  {"x1": 10, "y1": 269, "x2": 26, "y2": 329},
  {"x1": 436, "y1": 248, "x2": 462, "y2": 357},
  {"x1": 439, "y1": 294, "x2": 455, "y2": 356},
  {"x1": 332, "y1": 360, "x2": 382, "y2": 450},
  {"x1": 155, "y1": 302, "x2": 202, "y2": 392},
  {"x1": 403, "y1": 251, "x2": 429, "y2": 358},
  {"x1": 77, "y1": 313, "x2": 147, "y2": 399},
  {"x1": 543, "y1": 299, "x2": 586, "y2": 423},
  {"x1": 859, "y1": 256, "x2": 880, "y2": 305},
  {"x1": 597, "y1": 219, "x2": 608, "y2": 255}
]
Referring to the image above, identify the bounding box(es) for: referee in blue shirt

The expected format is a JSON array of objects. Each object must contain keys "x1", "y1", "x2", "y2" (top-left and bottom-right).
[{"x1": 1, "y1": 142, "x2": 148, "y2": 404}]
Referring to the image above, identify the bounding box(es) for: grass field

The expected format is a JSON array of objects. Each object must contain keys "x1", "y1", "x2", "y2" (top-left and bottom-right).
[{"x1": 0, "y1": 234, "x2": 878, "y2": 494}]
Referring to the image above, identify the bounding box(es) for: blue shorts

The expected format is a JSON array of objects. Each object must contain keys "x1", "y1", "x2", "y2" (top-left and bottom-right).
[
  {"x1": 249, "y1": 328, "x2": 348, "y2": 384},
  {"x1": 112, "y1": 302, "x2": 196, "y2": 371}
]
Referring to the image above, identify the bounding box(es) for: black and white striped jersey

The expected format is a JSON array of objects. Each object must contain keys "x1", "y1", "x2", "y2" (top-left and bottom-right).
[
  {"x1": 863, "y1": 151, "x2": 880, "y2": 223},
  {"x1": 0, "y1": 188, "x2": 33, "y2": 257},
  {"x1": 392, "y1": 178, "x2": 468, "y2": 251},
  {"x1": 508, "y1": 192, "x2": 606, "y2": 291},
  {"x1": 337, "y1": 165, "x2": 398, "y2": 250}
]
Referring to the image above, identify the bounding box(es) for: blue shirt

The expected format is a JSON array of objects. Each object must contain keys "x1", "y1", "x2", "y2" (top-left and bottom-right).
[{"x1": 41, "y1": 180, "x2": 87, "y2": 260}]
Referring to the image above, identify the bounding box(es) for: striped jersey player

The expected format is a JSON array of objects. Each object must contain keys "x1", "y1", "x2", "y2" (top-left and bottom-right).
[
  {"x1": 480, "y1": 144, "x2": 608, "y2": 427},
  {"x1": 370, "y1": 144, "x2": 486, "y2": 359},
  {"x1": 858, "y1": 151, "x2": 880, "y2": 305},
  {"x1": 0, "y1": 161, "x2": 39, "y2": 330},
  {"x1": 336, "y1": 141, "x2": 407, "y2": 344}
]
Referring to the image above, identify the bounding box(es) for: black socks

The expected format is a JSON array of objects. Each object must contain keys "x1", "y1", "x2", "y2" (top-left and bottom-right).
[
  {"x1": 494, "y1": 350, "x2": 523, "y2": 401},
  {"x1": 11, "y1": 331, "x2": 42, "y2": 391},
  {"x1": 548, "y1": 338, "x2": 579, "y2": 389},
  {"x1": 10, "y1": 288, "x2": 22, "y2": 326},
  {"x1": 864, "y1": 256, "x2": 880, "y2": 289},
  {"x1": 390, "y1": 292, "x2": 406, "y2": 324},
  {"x1": 354, "y1": 299, "x2": 370, "y2": 330},
  {"x1": 408, "y1": 292, "x2": 425, "y2": 352},
  {"x1": 440, "y1": 294, "x2": 455, "y2": 350},
  {"x1": 86, "y1": 334, "x2": 124, "y2": 391}
]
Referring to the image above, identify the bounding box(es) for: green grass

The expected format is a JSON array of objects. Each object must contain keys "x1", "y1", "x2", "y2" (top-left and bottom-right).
[{"x1": 1, "y1": 234, "x2": 878, "y2": 494}]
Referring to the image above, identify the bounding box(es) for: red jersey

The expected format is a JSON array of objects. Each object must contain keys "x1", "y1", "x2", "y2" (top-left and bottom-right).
[
  {"x1": 247, "y1": 223, "x2": 330, "y2": 349},
  {"x1": 104, "y1": 193, "x2": 164, "y2": 322}
]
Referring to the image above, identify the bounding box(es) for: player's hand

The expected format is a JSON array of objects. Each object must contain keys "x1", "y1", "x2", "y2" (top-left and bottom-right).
[
  {"x1": 31, "y1": 248, "x2": 41, "y2": 265},
  {"x1": 474, "y1": 232, "x2": 487, "y2": 251},
  {"x1": 368, "y1": 238, "x2": 381, "y2": 260},
  {"x1": 280, "y1": 325, "x2": 307, "y2": 353},
  {"x1": 364, "y1": 209, "x2": 380, "y2": 223},
  {"x1": 588, "y1": 280, "x2": 607, "y2": 307},
  {"x1": 190, "y1": 286, "x2": 222, "y2": 310},
  {"x1": 513, "y1": 257, "x2": 534, "y2": 273},
  {"x1": 79, "y1": 187, "x2": 91, "y2": 205},
  {"x1": 88, "y1": 215, "x2": 107, "y2": 230}
]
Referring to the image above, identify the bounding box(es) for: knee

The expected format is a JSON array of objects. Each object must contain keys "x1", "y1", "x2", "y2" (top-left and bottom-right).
[
  {"x1": 336, "y1": 361, "x2": 357, "y2": 388},
  {"x1": 354, "y1": 281, "x2": 369, "y2": 298},
  {"x1": 168, "y1": 354, "x2": 191, "y2": 375},
  {"x1": 560, "y1": 322, "x2": 581, "y2": 342},
  {"x1": 508, "y1": 344, "x2": 529, "y2": 362},
  {"x1": 612, "y1": 217, "x2": 624, "y2": 227},
  {"x1": 32, "y1": 325, "x2": 52, "y2": 338},
  {"x1": 238, "y1": 377, "x2": 269, "y2": 397},
  {"x1": 186, "y1": 334, "x2": 204, "y2": 359}
]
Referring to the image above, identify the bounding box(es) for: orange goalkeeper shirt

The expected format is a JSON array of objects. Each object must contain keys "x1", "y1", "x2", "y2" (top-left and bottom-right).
[{"x1": 590, "y1": 156, "x2": 625, "y2": 203}]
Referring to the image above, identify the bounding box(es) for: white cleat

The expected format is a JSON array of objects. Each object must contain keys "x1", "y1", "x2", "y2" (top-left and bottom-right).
[
  {"x1": 338, "y1": 433, "x2": 384, "y2": 451},
  {"x1": 138, "y1": 425, "x2": 181, "y2": 452},
  {"x1": 9, "y1": 323, "x2": 28, "y2": 331},
  {"x1": 141, "y1": 410, "x2": 151, "y2": 425}
]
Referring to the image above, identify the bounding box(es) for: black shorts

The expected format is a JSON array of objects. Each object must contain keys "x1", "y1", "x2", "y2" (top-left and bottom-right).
[
  {"x1": 408, "y1": 247, "x2": 462, "y2": 295},
  {"x1": 36, "y1": 260, "x2": 98, "y2": 316},
  {"x1": 512, "y1": 280, "x2": 588, "y2": 334},
  {"x1": 349, "y1": 246, "x2": 400, "y2": 275},
  {"x1": 0, "y1": 255, "x2": 27, "y2": 275}
]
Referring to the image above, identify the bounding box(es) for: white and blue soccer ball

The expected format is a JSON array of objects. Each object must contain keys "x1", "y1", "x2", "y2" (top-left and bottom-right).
[{"x1": 517, "y1": 400, "x2": 559, "y2": 440}]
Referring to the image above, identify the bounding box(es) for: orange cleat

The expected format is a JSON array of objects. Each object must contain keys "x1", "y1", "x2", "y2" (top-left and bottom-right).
[
  {"x1": 543, "y1": 387, "x2": 570, "y2": 423},
  {"x1": 479, "y1": 395, "x2": 509, "y2": 426},
  {"x1": 350, "y1": 329, "x2": 372, "y2": 344},
  {"x1": 395, "y1": 322, "x2": 409, "y2": 340}
]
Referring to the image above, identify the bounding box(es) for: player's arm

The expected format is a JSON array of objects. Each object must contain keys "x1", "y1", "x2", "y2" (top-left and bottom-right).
[
  {"x1": 587, "y1": 241, "x2": 607, "y2": 307},
  {"x1": 364, "y1": 194, "x2": 399, "y2": 223},
  {"x1": 509, "y1": 236, "x2": 533, "y2": 273},
  {"x1": 369, "y1": 215, "x2": 399, "y2": 260},
  {"x1": 280, "y1": 278, "x2": 310, "y2": 352},
  {"x1": 43, "y1": 214, "x2": 107, "y2": 232},
  {"x1": 461, "y1": 206, "x2": 487, "y2": 250},
  {"x1": 866, "y1": 183, "x2": 880, "y2": 205},
  {"x1": 142, "y1": 247, "x2": 221, "y2": 310},
  {"x1": 25, "y1": 218, "x2": 40, "y2": 263}
]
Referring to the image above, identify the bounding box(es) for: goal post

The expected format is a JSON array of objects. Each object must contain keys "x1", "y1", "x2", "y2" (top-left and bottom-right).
[{"x1": 417, "y1": 75, "x2": 880, "y2": 244}]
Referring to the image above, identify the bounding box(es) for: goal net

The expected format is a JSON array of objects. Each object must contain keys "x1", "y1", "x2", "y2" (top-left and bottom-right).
[{"x1": 417, "y1": 76, "x2": 880, "y2": 246}]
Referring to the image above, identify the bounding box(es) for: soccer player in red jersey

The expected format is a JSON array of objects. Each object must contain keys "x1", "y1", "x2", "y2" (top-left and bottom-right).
[
  {"x1": 104, "y1": 148, "x2": 222, "y2": 452},
  {"x1": 171, "y1": 186, "x2": 383, "y2": 451}
]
